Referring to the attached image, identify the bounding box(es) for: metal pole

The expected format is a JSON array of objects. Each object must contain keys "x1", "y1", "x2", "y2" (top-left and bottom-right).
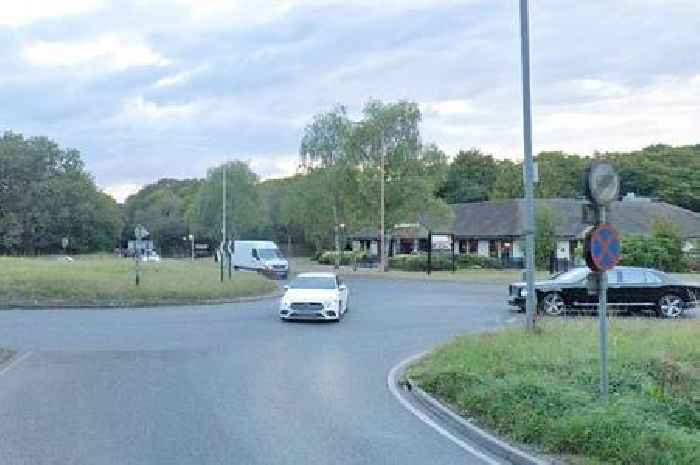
[
  {"x1": 221, "y1": 164, "x2": 226, "y2": 283},
  {"x1": 191, "y1": 236, "x2": 195, "y2": 261},
  {"x1": 427, "y1": 230, "x2": 432, "y2": 275},
  {"x1": 519, "y1": 0, "x2": 537, "y2": 330},
  {"x1": 598, "y1": 207, "x2": 609, "y2": 400},
  {"x1": 335, "y1": 224, "x2": 340, "y2": 270},
  {"x1": 379, "y1": 141, "x2": 385, "y2": 272},
  {"x1": 451, "y1": 235, "x2": 456, "y2": 274}
]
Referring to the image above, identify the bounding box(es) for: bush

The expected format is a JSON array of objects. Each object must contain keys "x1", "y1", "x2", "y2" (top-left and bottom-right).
[
  {"x1": 621, "y1": 235, "x2": 689, "y2": 272},
  {"x1": 389, "y1": 253, "x2": 456, "y2": 271},
  {"x1": 316, "y1": 250, "x2": 367, "y2": 265},
  {"x1": 455, "y1": 253, "x2": 505, "y2": 270}
]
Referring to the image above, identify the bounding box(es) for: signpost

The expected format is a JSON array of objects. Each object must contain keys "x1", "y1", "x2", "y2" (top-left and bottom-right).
[
  {"x1": 583, "y1": 161, "x2": 621, "y2": 400},
  {"x1": 133, "y1": 225, "x2": 149, "y2": 286}
]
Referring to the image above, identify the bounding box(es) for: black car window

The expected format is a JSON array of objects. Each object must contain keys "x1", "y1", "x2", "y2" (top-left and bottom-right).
[
  {"x1": 644, "y1": 271, "x2": 663, "y2": 284},
  {"x1": 621, "y1": 269, "x2": 646, "y2": 284}
]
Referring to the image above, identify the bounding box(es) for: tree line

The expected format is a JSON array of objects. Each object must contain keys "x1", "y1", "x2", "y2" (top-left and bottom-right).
[{"x1": 2, "y1": 99, "x2": 698, "y2": 256}]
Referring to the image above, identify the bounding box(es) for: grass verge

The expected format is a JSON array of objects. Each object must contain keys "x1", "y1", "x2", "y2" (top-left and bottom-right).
[
  {"x1": 408, "y1": 319, "x2": 700, "y2": 465},
  {"x1": 0, "y1": 256, "x2": 278, "y2": 307}
]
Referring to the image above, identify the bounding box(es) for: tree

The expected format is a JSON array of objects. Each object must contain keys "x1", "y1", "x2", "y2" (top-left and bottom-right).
[
  {"x1": 0, "y1": 131, "x2": 122, "y2": 254},
  {"x1": 535, "y1": 207, "x2": 558, "y2": 269},
  {"x1": 534, "y1": 151, "x2": 588, "y2": 198},
  {"x1": 490, "y1": 159, "x2": 524, "y2": 199},
  {"x1": 190, "y1": 161, "x2": 262, "y2": 242},
  {"x1": 440, "y1": 149, "x2": 497, "y2": 203},
  {"x1": 123, "y1": 178, "x2": 202, "y2": 255},
  {"x1": 349, "y1": 99, "x2": 452, "y2": 235}
]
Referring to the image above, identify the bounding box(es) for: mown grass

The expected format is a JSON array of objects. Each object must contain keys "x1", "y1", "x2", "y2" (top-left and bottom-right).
[
  {"x1": 289, "y1": 257, "x2": 548, "y2": 284},
  {"x1": 0, "y1": 256, "x2": 277, "y2": 307},
  {"x1": 408, "y1": 320, "x2": 700, "y2": 465}
]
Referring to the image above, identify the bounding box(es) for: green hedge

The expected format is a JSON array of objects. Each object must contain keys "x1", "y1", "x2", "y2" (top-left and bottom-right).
[
  {"x1": 388, "y1": 253, "x2": 504, "y2": 271},
  {"x1": 316, "y1": 250, "x2": 368, "y2": 265}
]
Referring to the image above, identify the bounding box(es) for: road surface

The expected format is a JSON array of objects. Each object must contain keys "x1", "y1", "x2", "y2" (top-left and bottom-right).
[{"x1": 0, "y1": 278, "x2": 516, "y2": 465}]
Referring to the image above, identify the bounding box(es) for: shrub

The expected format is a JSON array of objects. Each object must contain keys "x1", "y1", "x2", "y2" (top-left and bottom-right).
[{"x1": 316, "y1": 250, "x2": 367, "y2": 265}]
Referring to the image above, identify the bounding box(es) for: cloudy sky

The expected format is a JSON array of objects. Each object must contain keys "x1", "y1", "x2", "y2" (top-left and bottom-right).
[{"x1": 2, "y1": 0, "x2": 699, "y2": 201}]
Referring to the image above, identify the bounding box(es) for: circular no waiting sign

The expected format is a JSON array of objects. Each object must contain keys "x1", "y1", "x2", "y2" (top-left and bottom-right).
[{"x1": 585, "y1": 224, "x2": 621, "y2": 272}]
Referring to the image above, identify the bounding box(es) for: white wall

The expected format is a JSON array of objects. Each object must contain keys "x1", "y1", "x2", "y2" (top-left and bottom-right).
[
  {"x1": 512, "y1": 240, "x2": 524, "y2": 258},
  {"x1": 477, "y1": 240, "x2": 489, "y2": 257},
  {"x1": 556, "y1": 241, "x2": 570, "y2": 259}
]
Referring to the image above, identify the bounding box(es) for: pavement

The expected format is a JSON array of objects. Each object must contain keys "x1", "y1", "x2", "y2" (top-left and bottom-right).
[{"x1": 0, "y1": 278, "x2": 519, "y2": 465}]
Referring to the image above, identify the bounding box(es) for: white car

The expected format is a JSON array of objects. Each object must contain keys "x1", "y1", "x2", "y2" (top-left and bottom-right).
[
  {"x1": 279, "y1": 272, "x2": 349, "y2": 322},
  {"x1": 140, "y1": 251, "x2": 161, "y2": 262}
]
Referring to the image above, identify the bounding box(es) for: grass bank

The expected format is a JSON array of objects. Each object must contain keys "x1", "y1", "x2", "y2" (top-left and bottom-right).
[
  {"x1": 289, "y1": 257, "x2": 547, "y2": 284},
  {"x1": 408, "y1": 320, "x2": 700, "y2": 465},
  {"x1": 0, "y1": 256, "x2": 277, "y2": 307},
  {"x1": 291, "y1": 257, "x2": 700, "y2": 285}
]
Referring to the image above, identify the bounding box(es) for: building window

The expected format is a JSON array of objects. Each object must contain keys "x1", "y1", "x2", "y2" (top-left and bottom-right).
[
  {"x1": 468, "y1": 240, "x2": 478, "y2": 254},
  {"x1": 489, "y1": 240, "x2": 498, "y2": 258}
]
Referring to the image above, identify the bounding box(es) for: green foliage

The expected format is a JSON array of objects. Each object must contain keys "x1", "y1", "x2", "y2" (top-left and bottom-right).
[
  {"x1": 316, "y1": 250, "x2": 367, "y2": 266},
  {"x1": 605, "y1": 144, "x2": 700, "y2": 212},
  {"x1": 621, "y1": 220, "x2": 689, "y2": 271},
  {"x1": 489, "y1": 159, "x2": 524, "y2": 199},
  {"x1": 535, "y1": 207, "x2": 558, "y2": 268},
  {"x1": 387, "y1": 253, "x2": 503, "y2": 271},
  {"x1": 408, "y1": 320, "x2": 700, "y2": 465},
  {"x1": 123, "y1": 178, "x2": 203, "y2": 256},
  {"x1": 0, "y1": 131, "x2": 123, "y2": 254},
  {"x1": 441, "y1": 149, "x2": 497, "y2": 203},
  {"x1": 190, "y1": 161, "x2": 262, "y2": 242}
]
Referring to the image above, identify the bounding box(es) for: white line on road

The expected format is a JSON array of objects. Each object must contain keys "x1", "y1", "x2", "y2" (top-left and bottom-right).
[
  {"x1": 387, "y1": 352, "x2": 503, "y2": 465},
  {"x1": 0, "y1": 351, "x2": 33, "y2": 377}
]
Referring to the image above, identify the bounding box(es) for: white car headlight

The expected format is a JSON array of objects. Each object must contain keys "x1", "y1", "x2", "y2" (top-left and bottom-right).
[
  {"x1": 323, "y1": 300, "x2": 336, "y2": 309},
  {"x1": 520, "y1": 289, "x2": 528, "y2": 297},
  {"x1": 280, "y1": 300, "x2": 290, "y2": 310}
]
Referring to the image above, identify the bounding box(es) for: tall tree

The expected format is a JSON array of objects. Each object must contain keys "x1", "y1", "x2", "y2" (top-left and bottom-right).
[
  {"x1": 490, "y1": 159, "x2": 524, "y2": 199},
  {"x1": 190, "y1": 161, "x2": 262, "y2": 242},
  {"x1": 0, "y1": 131, "x2": 122, "y2": 254},
  {"x1": 441, "y1": 148, "x2": 497, "y2": 203}
]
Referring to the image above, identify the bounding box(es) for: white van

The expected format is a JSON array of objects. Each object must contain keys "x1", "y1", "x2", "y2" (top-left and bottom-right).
[{"x1": 233, "y1": 240, "x2": 289, "y2": 279}]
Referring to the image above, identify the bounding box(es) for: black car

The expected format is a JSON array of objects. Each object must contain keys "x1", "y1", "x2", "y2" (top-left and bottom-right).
[{"x1": 508, "y1": 267, "x2": 699, "y2": 318}]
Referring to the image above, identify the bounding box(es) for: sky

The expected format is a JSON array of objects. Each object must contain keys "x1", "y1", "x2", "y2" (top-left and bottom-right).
[{"x1": 1, "y1": 0, "x2": 699, "y2": 202}]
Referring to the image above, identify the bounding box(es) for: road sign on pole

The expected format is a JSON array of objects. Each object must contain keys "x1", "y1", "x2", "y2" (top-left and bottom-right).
[{"x1": 584, "y1": 161, "x2": 621, "y2": 401}]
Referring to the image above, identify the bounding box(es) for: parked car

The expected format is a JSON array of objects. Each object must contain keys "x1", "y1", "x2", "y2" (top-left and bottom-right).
[
  {"x1": 279, "y1": 272, "x2": 349, "y2": 322},
  {"x1": 508, "y1": 266, "x2": 699, "y2": 318},
  {"x1": 140, "y1": 251, "x2": 161, "y2": 262},
  {"x1": 232, "y1": 240, "x2": 289, "y2": 279}
]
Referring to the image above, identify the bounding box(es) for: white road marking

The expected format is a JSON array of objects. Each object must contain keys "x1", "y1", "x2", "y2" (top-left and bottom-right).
[
  {"x1": 387, "y1": 352, "x2": 503, "y2": 465},
  {"x1": 0, "y1": 351, "x2": 33, "y2": 377}
]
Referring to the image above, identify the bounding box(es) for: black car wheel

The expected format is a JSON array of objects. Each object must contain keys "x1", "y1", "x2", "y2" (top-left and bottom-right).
[
  {"x1": 657, "y1": 294, "x2": 683, "y2": 319},
  {"x1": 539, "y1": 292, "x2": 565, "y2": 316}
]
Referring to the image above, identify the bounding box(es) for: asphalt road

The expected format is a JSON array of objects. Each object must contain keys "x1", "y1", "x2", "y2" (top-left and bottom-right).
[{"x1": 0, "y1": 277, "x2": 518, "y2": 465}]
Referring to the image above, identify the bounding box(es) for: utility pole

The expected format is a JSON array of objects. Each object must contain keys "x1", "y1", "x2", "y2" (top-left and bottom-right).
[
  {"x1": 519, "y1": 0, "x2": 537, "y2": 330},
  {"x1": 379, "y1": 140, "x2": 386, "y2": 272},
  {"x1": 221, "y1": 164, "x2": 226, "y2": 282}
]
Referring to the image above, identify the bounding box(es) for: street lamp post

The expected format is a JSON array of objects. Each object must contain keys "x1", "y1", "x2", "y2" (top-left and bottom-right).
[
  {"x1": 379, "y1": 141, "x2": 386, "y2": 272},
  {"x1": 189, "y1": 234, "x2": 194, "y2": 261},
  {"x1": 519, "y1": 0, "x2": 537, "y2": 330}
]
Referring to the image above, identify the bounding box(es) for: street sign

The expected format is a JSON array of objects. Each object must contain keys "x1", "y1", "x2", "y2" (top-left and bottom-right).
[
  {"x1": 134, "y1": 225, "x2": 149, "y2": 240},
  {"x1": 585, "y1": 223, "x2": 621, "y2": 272},
  {"x1": 586, "y1": 161, "x2": 620, "y2": 206}
]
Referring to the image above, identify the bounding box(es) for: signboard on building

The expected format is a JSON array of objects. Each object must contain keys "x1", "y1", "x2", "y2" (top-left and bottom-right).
[{"x1": 431, "y1": 234, "x2": 451, "y2": 250}]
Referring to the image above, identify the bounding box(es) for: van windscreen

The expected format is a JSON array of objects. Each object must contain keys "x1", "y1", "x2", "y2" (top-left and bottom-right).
[{"x1": 256, "y1": 248, "x2": 282, "y2": 260}]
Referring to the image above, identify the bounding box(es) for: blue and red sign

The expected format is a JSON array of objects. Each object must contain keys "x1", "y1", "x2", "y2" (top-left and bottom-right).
[{"x1": 585, "y1": 224, "x2": 621, "y2": 272}]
